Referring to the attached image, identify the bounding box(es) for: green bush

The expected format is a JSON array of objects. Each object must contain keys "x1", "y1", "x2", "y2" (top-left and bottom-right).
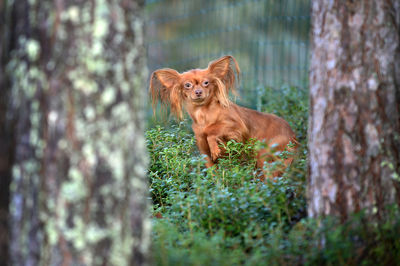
[{"x1": 146, "y1": 86, "x2": 400, "y2": 265}]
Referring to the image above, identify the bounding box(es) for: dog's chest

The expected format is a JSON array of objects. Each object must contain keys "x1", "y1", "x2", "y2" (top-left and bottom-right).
[{"x1": 193, "y1": 108, "x2": 210, "y2": 126}]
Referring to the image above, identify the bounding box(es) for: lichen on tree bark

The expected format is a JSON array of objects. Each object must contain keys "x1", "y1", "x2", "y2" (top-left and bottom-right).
[{"x1": 2, "y1": 0, "x2": 150, "y2": 265}]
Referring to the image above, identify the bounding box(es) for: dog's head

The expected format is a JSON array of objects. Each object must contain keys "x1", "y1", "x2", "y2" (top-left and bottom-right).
[{"x1": 150, "y1": 55, "x2": 240, "y2": 119}]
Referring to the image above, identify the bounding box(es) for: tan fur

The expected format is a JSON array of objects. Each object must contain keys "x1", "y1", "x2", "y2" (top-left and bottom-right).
[{"x1": 149, "y1": 55, "x2": 297, "y2": 180}]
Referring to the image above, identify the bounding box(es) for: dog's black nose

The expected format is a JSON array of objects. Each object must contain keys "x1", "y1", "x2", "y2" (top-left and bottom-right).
[{"x1": 195, "y1": 89, "x2": 202, "y2": 96}]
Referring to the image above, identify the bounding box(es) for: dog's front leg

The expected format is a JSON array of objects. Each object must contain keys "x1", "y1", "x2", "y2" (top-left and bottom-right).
[
  {"x1": 194, "y1": 134, "x2": 215, "y2": 168},
  {"x1": 207, "y1": 135, "x2": 222, "y2": 162}
]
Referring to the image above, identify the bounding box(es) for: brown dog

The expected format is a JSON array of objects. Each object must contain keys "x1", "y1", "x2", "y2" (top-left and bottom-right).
[{"x1": 150, "y1": 55, "x2": 296, "y2": 179}]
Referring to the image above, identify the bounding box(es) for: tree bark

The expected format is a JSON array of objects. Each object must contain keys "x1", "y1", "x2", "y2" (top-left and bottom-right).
[
  {"x1": 1, "y1": 0, "x2": 150, "y2": 265},
  {"x1": 308, "y1": 0, "x2": 400, "y2": 221},
  {"x1": 0, "y1": 1, "x2": 13, "y2": 263}
]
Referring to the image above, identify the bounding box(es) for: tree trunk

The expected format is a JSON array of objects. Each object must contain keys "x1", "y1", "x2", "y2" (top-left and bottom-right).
[
  {"x1": 308, "y1": 0, "x2": 400, "y2": 221},
  {"x1": 1, "y1": 0, "x2": 150, "y2": 265},
  {"x1": 0, "y1": 1, "x2": 13, "y2": 263}
]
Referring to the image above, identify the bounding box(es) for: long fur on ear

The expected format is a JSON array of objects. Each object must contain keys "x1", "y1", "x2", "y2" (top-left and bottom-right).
[
  {"x1": 214, "y1": 78, "x2": 230, "y2": 107},
  {"x1": 149, "y1": 69, "x2": 184, "y2": 119},
  {"x1": 208, "y1": 55, "x2": 240, "y2": 95}
]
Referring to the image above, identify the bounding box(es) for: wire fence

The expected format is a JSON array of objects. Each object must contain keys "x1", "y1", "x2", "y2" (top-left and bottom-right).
[{"x1": 145, "y1": 0, "x2": 310, "y2": 109}]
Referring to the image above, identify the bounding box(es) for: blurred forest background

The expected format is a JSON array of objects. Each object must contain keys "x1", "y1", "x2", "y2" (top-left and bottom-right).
[{"x1": 145, "y1": 0, "x2": 310, "y2": 108}]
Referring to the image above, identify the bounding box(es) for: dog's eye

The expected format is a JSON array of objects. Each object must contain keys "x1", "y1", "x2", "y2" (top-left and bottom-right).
[
  {"x1": 202, "y1": 80, "x2": 209, "y2": 86},
  {"x1": 184, "y1": 82, "x2": 192, "y2": 89}
]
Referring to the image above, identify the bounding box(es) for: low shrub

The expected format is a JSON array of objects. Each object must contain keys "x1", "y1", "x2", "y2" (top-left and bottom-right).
[{"x1": 146, "y1": 86, "x2": 400, "y2": 265}]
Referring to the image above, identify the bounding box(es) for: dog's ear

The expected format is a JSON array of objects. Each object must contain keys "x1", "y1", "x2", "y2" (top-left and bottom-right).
[
  {"x1": 149, "y1": 68, "x2": 184, "y2": 119},
  {"x1": 150, "y1": 69, "x2": 180, "y2": 103},
  {"x1": 208, "y1": 55, "x2": 240, "y2": 94}
]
